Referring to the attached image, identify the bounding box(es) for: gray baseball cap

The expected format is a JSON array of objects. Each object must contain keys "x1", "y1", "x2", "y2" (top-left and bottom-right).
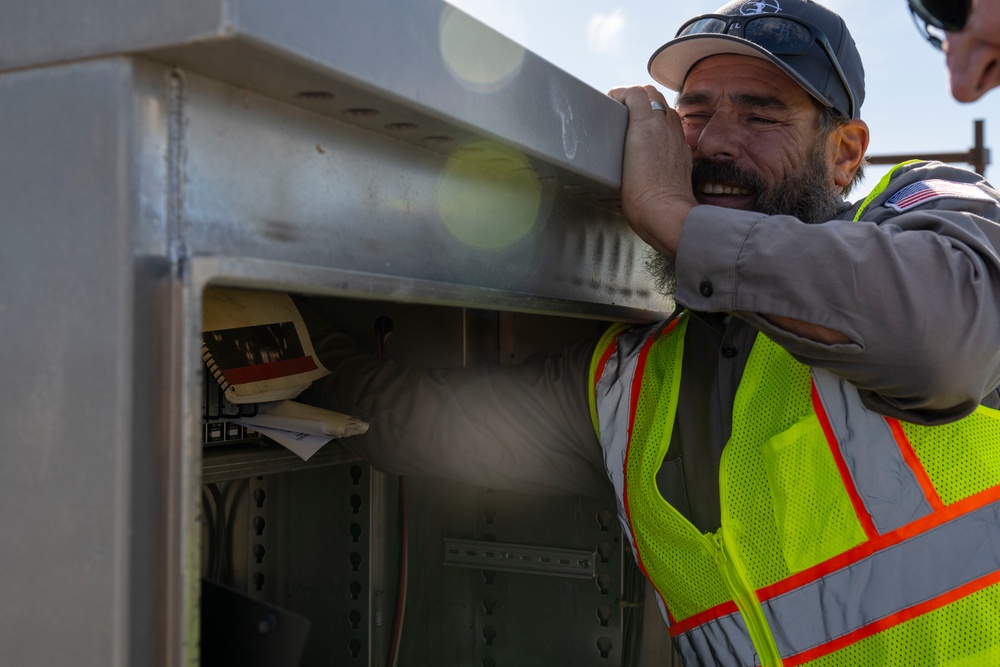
[{"x1": 648, "y1": 0, "x2": 865, "y2": 119}]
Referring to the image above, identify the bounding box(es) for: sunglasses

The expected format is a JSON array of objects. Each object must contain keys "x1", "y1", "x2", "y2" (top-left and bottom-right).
[
  {"x1": 675, "y1": 13, "x2": 856, "y2": 119},
  {"x1": 908, "y1": 0, "x2": 973, "y2": 50}
]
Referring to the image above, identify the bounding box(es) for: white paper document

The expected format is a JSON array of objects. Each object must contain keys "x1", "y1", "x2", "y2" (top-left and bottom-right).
[{"x1": 235, "y1": 400, "x2": 369, "y2": 461}]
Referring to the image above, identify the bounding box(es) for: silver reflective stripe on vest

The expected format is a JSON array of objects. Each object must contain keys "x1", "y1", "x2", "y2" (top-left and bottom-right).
[
  {"x1": 675, "y1": 609, "x2": 758, "y2": 667},
  {"x1": 763, "y1": 497, "x2": 1000, "y2": 660},
  {"x1": 593, "y1": 323, "x2": 660, "y2": 537},
  {"x1": 811, "y1": 367, "x2": 934, "y2": 533}
]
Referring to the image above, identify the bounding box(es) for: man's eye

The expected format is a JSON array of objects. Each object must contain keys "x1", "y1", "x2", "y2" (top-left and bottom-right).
[
  {"x1": 682, "y1": 113, "x2": 710, "y2": 122},
  {"x1": 748, "y1": 116, "x2": 778, "y2": 125}
]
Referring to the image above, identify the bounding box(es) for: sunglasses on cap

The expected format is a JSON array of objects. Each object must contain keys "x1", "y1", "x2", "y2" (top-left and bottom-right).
[
  {"x1": 908, "y1": 0, "x2": 972, "y2": 50},
  {"x1": 675, "y1": 13, "x2": 857, "y2": 119}
]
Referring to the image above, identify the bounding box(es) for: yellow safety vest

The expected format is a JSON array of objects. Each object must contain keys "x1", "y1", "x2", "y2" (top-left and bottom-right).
[{"x1": 590, "y1": 311, "x2": 1000, "y2": 666}]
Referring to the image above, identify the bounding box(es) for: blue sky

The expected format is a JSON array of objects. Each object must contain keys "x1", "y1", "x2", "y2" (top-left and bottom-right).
[{"x1": 446, "y1": 0, "x2": 1000, "y2": 196}]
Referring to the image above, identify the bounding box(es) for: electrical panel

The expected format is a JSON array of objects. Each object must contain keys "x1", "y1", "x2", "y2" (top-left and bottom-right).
[{"x1": 197, "y1": 295, "x2": 674, "y2": 666}]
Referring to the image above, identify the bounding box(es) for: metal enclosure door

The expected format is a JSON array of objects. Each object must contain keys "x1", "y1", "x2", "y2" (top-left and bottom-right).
[{"x1": 0, "y1": 0, "x2": 676, "y2": 664}]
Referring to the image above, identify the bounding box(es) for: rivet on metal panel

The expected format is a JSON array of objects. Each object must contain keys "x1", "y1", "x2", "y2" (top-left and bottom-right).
[{"x1": 166, "y1": 70, "x2": 187, "y2": 268}]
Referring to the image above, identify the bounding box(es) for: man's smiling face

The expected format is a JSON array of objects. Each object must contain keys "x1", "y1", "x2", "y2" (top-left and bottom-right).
[
  {"x1": 676, "y1": 53, "x2": 837, "y2": 213},
  {"x1": 642, "y1": 52, "x2": 853, "y2": 297}
]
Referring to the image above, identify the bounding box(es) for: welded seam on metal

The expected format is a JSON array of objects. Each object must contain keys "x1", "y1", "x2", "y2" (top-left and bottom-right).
[{"x1": 167, "y1": 69, "x2": 188, "y2": 272}]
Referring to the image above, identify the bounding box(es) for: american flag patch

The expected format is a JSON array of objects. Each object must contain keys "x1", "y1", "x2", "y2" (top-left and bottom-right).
[{"x1": 885, "y1": 179, "x2": 993, "y2": 212}]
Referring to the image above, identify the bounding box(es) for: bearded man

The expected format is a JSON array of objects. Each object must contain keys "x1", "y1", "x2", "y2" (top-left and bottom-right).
[{"x1": 302, "y1": 1, "x2": 1000, "y2": 664}]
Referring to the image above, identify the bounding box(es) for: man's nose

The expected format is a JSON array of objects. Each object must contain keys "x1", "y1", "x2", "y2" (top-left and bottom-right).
[
  {"x1": 946, "y1": 32, "x2": 1000, "y2": 102},
  {"x1": 694, "y1": 113, "x2": 742, "y2": 160}
]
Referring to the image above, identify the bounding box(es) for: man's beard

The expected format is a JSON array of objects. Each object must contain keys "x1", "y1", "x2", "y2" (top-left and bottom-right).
[{"x1": 645, "y1": 146, "x2": 844, "y2": 298}]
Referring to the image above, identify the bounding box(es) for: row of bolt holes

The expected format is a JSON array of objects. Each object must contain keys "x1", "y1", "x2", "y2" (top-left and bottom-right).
[
  {"x1": 479, "y1": 506, "x2": 617, "y2": 661},
  {"x1": 478, "y1": 597, "x2": 615, "y2": 658},
  {"x1": 295, "y1": 91, "x2": 619, "y2": 205},
  {"x1": 295, "y1": 89, "x2": 485, "y2": 147},
  {"x1": 252, "y1": 469, "x2": 369, "y2": 657},
  {"x1": 346, "y1": 475, "x2": 620, "y2": 661},
  {"x1": 348, "y1": 466, "x2": 366, "y2": 659},
  {"x1": 252, "y1": 487, "x2": 267, "y2": 593}
]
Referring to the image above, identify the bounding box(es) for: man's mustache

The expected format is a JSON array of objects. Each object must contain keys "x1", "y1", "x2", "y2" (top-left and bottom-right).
[{"x1": 691, "y1": 159, "x2": 767, "y2": 196}]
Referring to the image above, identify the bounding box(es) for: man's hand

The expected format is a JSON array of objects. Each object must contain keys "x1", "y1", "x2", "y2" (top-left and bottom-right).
[{"x1": 607, "y1": 85, "x2": 699, "y2": 259}]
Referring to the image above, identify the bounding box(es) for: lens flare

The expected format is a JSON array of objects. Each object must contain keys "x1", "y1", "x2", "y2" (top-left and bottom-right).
[
  {"x1": 439, "y1": 5, "x2": 526, "y2": 93},
  {"x1": 437, "y1": 141, "x2": 541, "y2": 251}
]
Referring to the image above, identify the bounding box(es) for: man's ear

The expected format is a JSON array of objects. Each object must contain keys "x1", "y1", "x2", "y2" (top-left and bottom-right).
[{"x1": 829, "y1": 119, "x2": 870, "y2": 190}]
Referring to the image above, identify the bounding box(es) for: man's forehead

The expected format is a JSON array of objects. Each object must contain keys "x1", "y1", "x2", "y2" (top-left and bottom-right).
[{"x1": 679, "y1": 54, "x2": 815, "y2": 107}]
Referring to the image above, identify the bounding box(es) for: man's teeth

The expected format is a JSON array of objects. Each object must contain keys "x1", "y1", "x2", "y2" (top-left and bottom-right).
[{"x1": 700, "y1": 183, "x2": 751, "y2": 196}]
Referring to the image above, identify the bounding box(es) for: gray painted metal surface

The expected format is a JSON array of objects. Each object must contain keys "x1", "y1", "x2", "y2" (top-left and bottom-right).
[
  {"x1": 0, "y1": 58, "x2": 168, "y2": 667},
  {"x1": 0, "y1": 0, "x2": 628, "y2": 191},
  {"x1": 0, "y1": 0, "x2": 671, "y2": 664},
  {"x1": 179, "y1": 69, "x2": 654, "y2": 310}
]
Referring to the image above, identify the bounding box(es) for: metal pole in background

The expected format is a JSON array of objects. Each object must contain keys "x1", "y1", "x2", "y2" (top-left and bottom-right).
[{"x1": 867, "y1": 118, "x2": 990, "y2": 177}]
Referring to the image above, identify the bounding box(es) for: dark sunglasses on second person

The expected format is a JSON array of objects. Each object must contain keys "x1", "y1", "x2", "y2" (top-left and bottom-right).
[{"x1": 908, "y1": 0, "x2": 973, "y2": 50}]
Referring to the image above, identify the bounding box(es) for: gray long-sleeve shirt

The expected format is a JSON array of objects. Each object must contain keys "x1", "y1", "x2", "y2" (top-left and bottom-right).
[{"x1": 299, "y1": 160, "x2": 1000, "y2": 533}]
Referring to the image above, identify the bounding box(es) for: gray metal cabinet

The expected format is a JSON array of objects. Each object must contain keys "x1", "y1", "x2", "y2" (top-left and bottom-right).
[{"x1": 0, "y1": 1, "x2": 675, "y2": 664}]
